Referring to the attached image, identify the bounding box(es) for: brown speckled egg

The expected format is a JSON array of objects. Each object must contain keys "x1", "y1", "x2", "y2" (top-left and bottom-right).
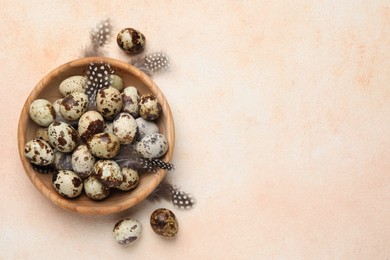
[
  {"x1": 78, "y1": 111, "x2": 105, "y2": 142},
  {"x1": 139, "y1": 93, "x2": 161, "y2": 121},
  {"x1": 150, "y1": 208, "x2": 178, "y2": 237},
  {"x1": 104, "y1": 121, "x2": 114, "y2": 134},
  {"x1": 52, "y1": 99, "x2": 67, "y2": 123},
  {"x1": 71, "y1": 145, "x2": 95, "y2": 179},
  {"x1": 93, "y1": 160, "x2": 123, "y2": 187},
  {"x1": 36, "y1": 127, "x2": 50, "y2": 143},
  {"x1": 52, "y1": 170, "x2": 83, "y2": 198},
  {"x1": 136, "y1": 133, "x2": 168, "y2": 159},
  {"x1": 87, "y1": 133, "x2": 120, "y2": 159},
  {"x1": 53, "y1": 151, "x2": 73, "y2": 171},
  {"x1": 84, "y1": 175, "x2": 110, "y2": 200},
  {"x1": 111, "y1": 75, "x2": 124, "y2": 92},
  {"x1": 59, "y1": 75, "x2": 87, "y2": 96},
  {"x1": 116, "y1": 167, "x2": 139, "y2": 191},
  {"x1": 24, "y1": 139, "x2": 54, "y2": 166},
  {"x1": 60, "y1": 92, "x2": 89, "y2": 121},
  {"x1": 122, "y1": 86, "x2": 139, "y2": 118},
  {"x1": 113, "y1": 219, "x2": 142, "y2": 245},
  {"x1": 117, "y1": 28, "x2": 145, "y2": 54},
  {"x1": 135, "y1": 117, "x2": 159, "y2": 141},
  {"x1": 113, "y1": 113, "x2": 137, "y2": 144},
  {"x1": 29, "y1": 99, "x2": 56, "y2": 127},
  {"x1": 96, "y1": 87, "x2": 123, "y2": 120},
  {"x1": 48, "y1": 122, "x2": 79, "y2": 153}
]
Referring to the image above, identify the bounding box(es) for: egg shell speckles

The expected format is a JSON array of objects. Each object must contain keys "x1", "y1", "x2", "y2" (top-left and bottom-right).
[
  {"x1": 113, "y1": 113, "x2": 137, "y2": 144},
  {"x1": 59, "y1": 75, "x2": 87, "y2": 96},
  {"x1": 139, "y1": 93, "x2": 161, "y2": 121},
  {"x1": 150, "y1": 208, "x2": 178, "y2": 237},
  {"x1": 53, "y1": 151, "x2": 73, "y2": 171},
  {"x1": 116, "y1": 167, "x2": 139, "y2": 191},
  {"x1": 136, "y1": 133, "x2": 168, "y2": 159},
  {"x1": 52, "y1": 170, "x2": 83, "y2": 198},
  {"x1": 78, "y1": 111, "x2": 105, "y2": 142},
  {"x1": 111, "y1": 75, "x2": 124, "y2": 92},
  {"x1": 84, "y1": 175, "x2": 110, "y2": 200},
  {"x1": 52, "y1": 99, "x2": 67, "y2": 123},
  {"x1": 122, "y1": 86, "x2": 139, "y2": 118},
  {"x1": 93, "y1": 160, "x2": 123, "y2": 187},
  {"x1": 71, "y1": 145, "x2": 95, "y2": 179},
  {"x1": 116, "y1": 28, "x2": 145, "y2": 54},
  {"x1": 24, "y1": 139, "x2": 54, "y2": 166},
  {"x1": 135, "y1": 117, "x2": 159, "y2": 141},
  {"x1": 96, "y1": 87, "x2": 123, "y2": 120},
  {"x1": 29, "y1": 99, "x2": 56, "y2": 127},
  {"x1": 36, "y1": 127, "x2": 50, "y2": 143},
  {"x1": 48, "y1": 122, "x2": 79, "y2": 153},
  {"x1": 113, "y1": 219, "x2": 142, "y2": 245},
  {"x1": 104, "y1": 121, "x2": 114, "y2": 134},
  {"x1": 87, "y1": 133, "x2": 120, "y2": 159},
  {"x1": 60, "y1": 92, "x2": 89, "y2": 121}
]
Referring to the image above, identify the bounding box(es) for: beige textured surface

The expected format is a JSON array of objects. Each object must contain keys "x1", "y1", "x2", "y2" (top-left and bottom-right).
[{"x1": 1, "y1": 0, "x2": 389, "y2": 259}]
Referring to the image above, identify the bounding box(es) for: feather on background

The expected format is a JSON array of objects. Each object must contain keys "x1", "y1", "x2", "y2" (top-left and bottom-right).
[{"x1": 81, "y1": 18, "x2": 112, "y2": 57}]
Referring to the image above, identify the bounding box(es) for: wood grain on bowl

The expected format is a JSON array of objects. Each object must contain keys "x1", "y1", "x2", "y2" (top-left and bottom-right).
[{"x1": 17, "y1": 57, "x2": 175, "y2": 215}]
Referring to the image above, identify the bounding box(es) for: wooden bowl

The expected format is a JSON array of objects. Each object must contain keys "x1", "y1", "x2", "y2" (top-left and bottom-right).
[{"x1": 17, "y1": 57, "x2": 175, "y2": 215}]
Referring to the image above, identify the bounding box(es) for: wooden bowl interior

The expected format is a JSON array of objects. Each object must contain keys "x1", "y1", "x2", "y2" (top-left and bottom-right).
[{"x1": 18, "y1": 57, "x2": 174, "y2": 215}]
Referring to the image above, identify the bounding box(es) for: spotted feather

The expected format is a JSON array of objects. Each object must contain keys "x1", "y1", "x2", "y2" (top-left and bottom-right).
[
  {"x1": 85, "y1": 62, "x2": 114, "y2": 105},
  {"x1": 129, "y1": 51, "x2": 171, "y2": 76},
  {"x1": 171, "y1": 186, "x2": 196, "y2": 210},
  {"x1": 90, "y1": 18, "x2": 112, "y2": 47},
  {"x1": 114, "y1": 145, "x2": 174, "y2": 172},
  {"x1": 147, "y1": 181, "x2": 196, "y2": 210}
]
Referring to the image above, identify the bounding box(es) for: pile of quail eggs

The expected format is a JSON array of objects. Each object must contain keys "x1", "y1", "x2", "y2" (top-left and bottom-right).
[{"x1": 24, "y1": 72, "x2": 169, "y2": 201}]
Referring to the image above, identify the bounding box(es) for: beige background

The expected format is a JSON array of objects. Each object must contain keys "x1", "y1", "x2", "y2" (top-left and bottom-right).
[{"x1": 1, "y1": 0, "x2": 389, "y2": 259}]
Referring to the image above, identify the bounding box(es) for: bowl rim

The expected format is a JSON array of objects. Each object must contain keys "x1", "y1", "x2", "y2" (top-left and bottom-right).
[{"x1": 17, "y1": 57, "x2": 175, "y2": 215}]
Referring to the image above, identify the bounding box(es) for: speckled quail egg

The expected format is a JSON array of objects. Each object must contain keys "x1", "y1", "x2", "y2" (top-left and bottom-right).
[
  {"x1": 84, "y1": 175, "x2": 110, "y2": 200},
  {"x1": 116, "y1": 167, "x2": 139, "y2": 191},
  {"x1": 78, "y1": 111, "x2": 105, "y2": 141},
  {"x1": 24, "y1": 139, "x2": 54, "y2": 166},
  {"x1": 122, "y1": 86, "x2": 139, "y2": 118},
  {"x1": 71, "y1": 145, "x2": 95, "y2": 179},
  {"x1": 113, "y1": 113, "x2": 137, "y2": 144},
  {"x1": 135, "y1": 117, "x2": 159, "y2": 141},
  {"x1": 87, "y1": 133, "x2": 120, "y2": 159},
  {"x1": 111, "y1": 75, "x2": 124, "y2": 92},
  {"x1": 52, "y1": 98, "x2": 67, "y2": 123},
  {"x1": 53, "y1": 151, "x2": 73, "y2": 170},
  {"x1": 96, "y1": 87, "x2": 123, "y2": 120},
  {"x1": 139, "y1": 93, "x2": 161, "y2": 121},
  {"x1": 104, "y1": 121, "x2": 114, "y2": 134},
  {"x1": 52, "y1": 170, "x2": 83, "y2": 198},
  {"x1": 48, "y1": 122, "x2": 79, "y2": 153},
  {"x1": 36, "y1": 127, "x2": 50, "y2": 143},
  {"x1": 113, "y1": 219, "x2": 142, "y2": 245},
  {"x1": 93, "y1": 160, "x2": 123, "y2": 187},
  {"x1": 150, "y1": 208, "x2": 178, "y2": 237},
  {"x1": 59, "y1": 75, "x2": 87, "y2": 96},
  {"x1": 29, "y1": 99, "x2": 56, "y2": 127},
  {"x1": 60, "y1": 92, "x2": 89, "y2": 121},
  {"x1": 117, "y1": 28, "x2": 145, "y2": 54},
  {"x1": 136, "y1": 133, "x2": 168, "y2": 159}
]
